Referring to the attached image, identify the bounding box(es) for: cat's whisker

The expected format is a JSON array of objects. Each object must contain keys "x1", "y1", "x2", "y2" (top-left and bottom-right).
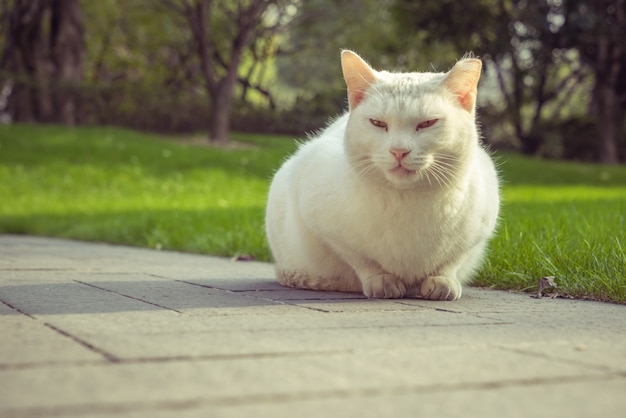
[
  {"x1": 350, "y1": 156, "x2": 379, "y2": 179},
  {"x1": 434, "y1": 162, "x2": 460, "y2": 177},
  {"x1": 426, "y1": 158, "x2": 461, "y2": 189},
  {"x1": 431, "y1": 159, "x2": 455, "y2": 176},
  {"x1": 433, "y1": 155, "x2": 460, "y2": 168},
  {"x1": 434, "y1": 166, "x2": 455, "y2": 189},
  {"x1": 423, "y1": 170, "x2": 433, "y2": 186},
  {"x1": 433, "y1": 158, "x2": 459, "y2": 170},
  {"x1": 359, "y1": 166, "x2": 379, "y2": 179},
  {"x1": 426, "y1": 166, "x2": 446, "y2": 188}
]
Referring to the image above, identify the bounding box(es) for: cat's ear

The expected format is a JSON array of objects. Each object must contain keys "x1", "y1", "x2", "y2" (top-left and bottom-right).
[
  {"x1": 341, "y1": 50, "x2": 377, "y2": 110},
  {"x1": 443, "y1": 58, "x2": 482, "y2": 113}
]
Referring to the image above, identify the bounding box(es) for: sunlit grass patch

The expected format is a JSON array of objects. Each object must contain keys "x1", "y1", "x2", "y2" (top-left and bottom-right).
[
  {"x1": 1, "y1": 124, "x2": 624, "y2": 302},
  {"x1": 0, "y1": 124, "x2": 296, "y2": 260},
  {"x1": 475, "y1": 156, "x2": 626, "y2": 303}
]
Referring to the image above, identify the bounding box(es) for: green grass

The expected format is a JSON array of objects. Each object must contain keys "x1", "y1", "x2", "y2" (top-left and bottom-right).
[
  {"x1": 475, "y1": 155, "x2": 626, "y2": 302},
  {"x1": 1, "y1": 124, "x2": 625, "y2": 303},
  {"x1": 0, "y1": 124, "x2": 297, "y2": 261}
]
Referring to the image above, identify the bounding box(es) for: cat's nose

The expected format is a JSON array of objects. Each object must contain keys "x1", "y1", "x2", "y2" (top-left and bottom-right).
[{"x1": 390, "y1": 148, "x2": 410, "y2": 161}]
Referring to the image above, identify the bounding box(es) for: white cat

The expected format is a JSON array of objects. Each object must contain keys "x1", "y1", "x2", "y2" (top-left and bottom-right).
[{"x1": 265, "y1": 51, "x2": 499, "y2": 300}]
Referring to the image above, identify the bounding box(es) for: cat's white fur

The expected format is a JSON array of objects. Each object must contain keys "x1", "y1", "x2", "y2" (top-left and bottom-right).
[{"x1": 265, "y1": 51, "x2": 499, "y2": 300}]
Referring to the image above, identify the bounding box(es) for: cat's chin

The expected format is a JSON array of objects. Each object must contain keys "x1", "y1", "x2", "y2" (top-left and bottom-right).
[{"x1": 384, "y1": 166, "x2": 420, "y2": 188}]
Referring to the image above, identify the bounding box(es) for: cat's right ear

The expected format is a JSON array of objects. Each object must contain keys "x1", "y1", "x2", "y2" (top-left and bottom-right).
[
  {"x1": 443, "y1": 58, "x2": 482, "y2": 113},
  {"x1": 341, "y1": 50, "x2": 377, "y2": 110}
]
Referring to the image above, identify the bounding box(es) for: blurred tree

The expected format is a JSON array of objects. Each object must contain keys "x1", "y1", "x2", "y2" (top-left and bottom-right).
[
  {"x1": 1, "y1": 0, "x2": 84, "y2": 125},
  {"x1": 392, "y1": 0, "x2": 589, "y2": 156},
  {"x1": 392, "y1": 0, "x2": 624, "y2": 163},
  {"x1": 50, "y1": 0, "x2": 84, "y2": 125},
  {"x1": 161, "y1": 0, "x2": 298, "y2": 143},
  {"x1": 80, "y1": 0, "x2": 196, "y2": 130},
  {"x1": 77, "y1": 0, "x2": 287, "y2": 134},
  {"x1": 563, "y1": 0, "x2": 625, "y2": 164},
  {"x1": 277, "y1": 0, "x2": 458, "y2": 120}
]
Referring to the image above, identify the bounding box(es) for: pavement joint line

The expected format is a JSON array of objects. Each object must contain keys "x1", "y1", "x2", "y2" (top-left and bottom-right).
[
  {"x1": 113, "y1": 349, "x2": 358, "y2": 364},
  {"x1": 240, "y1": 294, "x2": 336, "y2": 313},
  {"x1": 393, "y1": 300, "x2": 467, "y2": 313},
  {"x1": 182, "y1": 321, "x2": 515, "y2": 333},
  {"x1": 0, "y1": 349, "x2": 357, "y2": 371},
  {"x1": 334, "y1": 321, "x2": 514, "y2": 329},
  {"x1": 174, "y1": 279, "x2": 232, "y2": 291},
  {"x1": 0, "y1": 298, "x2": 36, "y2": 319},
  {"x1": 497, "y1": 345, "x2": 626, "y2": 374},
  {"x1": 176, "y1": 373, "x2": 626, "y2": 407},
  {"x1": 147, "y1": 273, "x2": 174, "y2": 280},
  {"x1": 176, "y1": 279, "x2": 240, "y2": 286},
  {"x1": 278, "y1": 301, "x2": 333, "y2": 313},
  {"x1": 0, "y1": 359, "x2": 110, "y2": 371},
  {"x1": 227, "y1": 289, "x2": 293, "y2": 293},
  {"x1": 174, "y1": 279, "x2": 337, "y2": 312},
  {"x1": 2, "y1": 373, "x2": 623, "y2": 418},
  {"x1": 41, "y1": 322, "x2": 121, "y2": 363},
  {"x1": 1, "y1": 295, "x2": 122, "y2": 364},
  {"x1": 0, "y1": 399, "x2": 206, "y2": 418},
  {"x1": 0, "y1": 268, "x2": 75, "y2": 271},
  {"x1": 73, "y1": 280, "x2": 184, "y2": 314}
]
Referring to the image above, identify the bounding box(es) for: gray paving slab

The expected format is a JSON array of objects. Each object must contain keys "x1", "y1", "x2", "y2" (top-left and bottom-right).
[{"x1": 0, "y1": 234, "x2": 625, "y2": 418}]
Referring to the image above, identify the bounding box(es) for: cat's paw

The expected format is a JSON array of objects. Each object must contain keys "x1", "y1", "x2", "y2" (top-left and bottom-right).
[
  {"x1": 361, "y1": 274, "x2": 407, "y2": 299},
  {"x1": 419, "y1": 276, "x2": 462, "y2": 301}
]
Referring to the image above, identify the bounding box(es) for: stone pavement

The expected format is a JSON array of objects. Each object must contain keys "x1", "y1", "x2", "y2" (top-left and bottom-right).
[{"x1": 0, "y1": 235, "x2": 625, "y2": 418}]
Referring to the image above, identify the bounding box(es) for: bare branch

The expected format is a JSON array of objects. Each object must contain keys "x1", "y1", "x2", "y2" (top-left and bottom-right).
[{"x1": 542, "y1": 65, "x2": 587, "y2": 103}]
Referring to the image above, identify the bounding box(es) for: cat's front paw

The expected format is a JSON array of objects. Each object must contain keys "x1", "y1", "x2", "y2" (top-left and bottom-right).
[
  {"x1": 361, "y1": 274, "x2": 407, "y2": 299},
  {"x1": 419, "y1": 276, "x2": 462, "y2": 301}
]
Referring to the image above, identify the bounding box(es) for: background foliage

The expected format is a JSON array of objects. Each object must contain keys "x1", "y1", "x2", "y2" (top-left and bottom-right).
[{"x1": 1, "y1": 0, "x2": 625, "y2": 162}]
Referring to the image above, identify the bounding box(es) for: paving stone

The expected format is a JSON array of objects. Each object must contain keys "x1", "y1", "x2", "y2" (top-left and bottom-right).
[
  {"x1": 0, "y1": 281, "x2": 159, "y2": 315},
  {"x1": 0, "y1": 315, "x2": 104, "y2": 367},
  {"x1": 203, "y1": 379, "x2": 626, "y2": 418},
  {"x1": 0, "y1": 345, "x2": 606, "y2": 412},
  {"x1": 1, "y1": 234, "x2": 625, "y2": 418},
  {"x1": 499, "y1": 338, "x2": 626, "y2": 373}
]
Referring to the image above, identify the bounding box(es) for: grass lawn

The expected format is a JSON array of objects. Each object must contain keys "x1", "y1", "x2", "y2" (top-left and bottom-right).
[{"x1": 1, "y1": 124, "x2": 625, "y2": 303}]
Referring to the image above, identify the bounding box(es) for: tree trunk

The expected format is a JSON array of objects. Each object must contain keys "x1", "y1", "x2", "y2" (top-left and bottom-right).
[
  {"x1": 6, "y1": 0, "x2": 50, "y2": 122},
  {"x1": 177, "y1": 0, "x2": 279, "y2": 143},
  {"x1": 589, "y1": 1, "x2": 623, "y2": 164},
  {"x1": 50, "y1": 0, "x2": 84, "y2": 125},
  {"x1": 596, "y1": 84, "x2": 620, "y2": 164},
  {"x1": 209, "y1": 81, "x2": 236, "y2": 143},
  {"x1": 209, "y1": 68, "x2": 239, "y2": 142},
  {"x1": 519, "y1": 133, "x2": 543, "y2": 156},
  {"x1": 4, "y1": 0, "x2": 84, "y2": 125}
]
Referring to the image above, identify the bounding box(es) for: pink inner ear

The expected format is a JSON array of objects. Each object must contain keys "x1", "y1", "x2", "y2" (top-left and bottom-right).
[
  {"x1": 346, "y1": 75, "x2": 368, "y2": 108},
  {"x1": 350, "y1": 91, "x2": 365, "y2": 108},
  {"x1": 444, "y1": 59, "x2": 482, "y2": 112},
  {"x1": 459, "y1": 90, "x2": 477, "y2": 112},
  {"x1": 341, "y1": 51, "x2": 377, "y2": 110}
]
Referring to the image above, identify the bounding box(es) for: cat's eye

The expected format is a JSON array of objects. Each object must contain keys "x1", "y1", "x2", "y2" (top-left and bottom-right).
[
  {"x1": 369, "y1": 119, "x2": 388, "y2": 130},
  {"x1": 416, "y1": 119, "x2": 439, "y2": 131}
]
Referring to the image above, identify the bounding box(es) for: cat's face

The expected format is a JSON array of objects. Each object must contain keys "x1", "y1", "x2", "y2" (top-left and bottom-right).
[{"x1": 341, "y1": 51, "x2": 482, "y2": 190}]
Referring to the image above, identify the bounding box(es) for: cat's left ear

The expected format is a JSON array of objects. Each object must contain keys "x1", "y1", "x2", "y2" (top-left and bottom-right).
[
  {"x1": 341, "y1": 50, "x2": 378, "y2": 110},
  {"x1": 443, "y1": 58, "x2": 482, "y2": 113}
]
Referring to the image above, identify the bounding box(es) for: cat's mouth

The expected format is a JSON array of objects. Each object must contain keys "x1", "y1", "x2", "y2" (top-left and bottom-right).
[
  {"x1": 387, "y1": 155, "x2": 434, "y2": 180},
  {"x1": 389, "y1": 164, "x2": 416, "y2": 177}
]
